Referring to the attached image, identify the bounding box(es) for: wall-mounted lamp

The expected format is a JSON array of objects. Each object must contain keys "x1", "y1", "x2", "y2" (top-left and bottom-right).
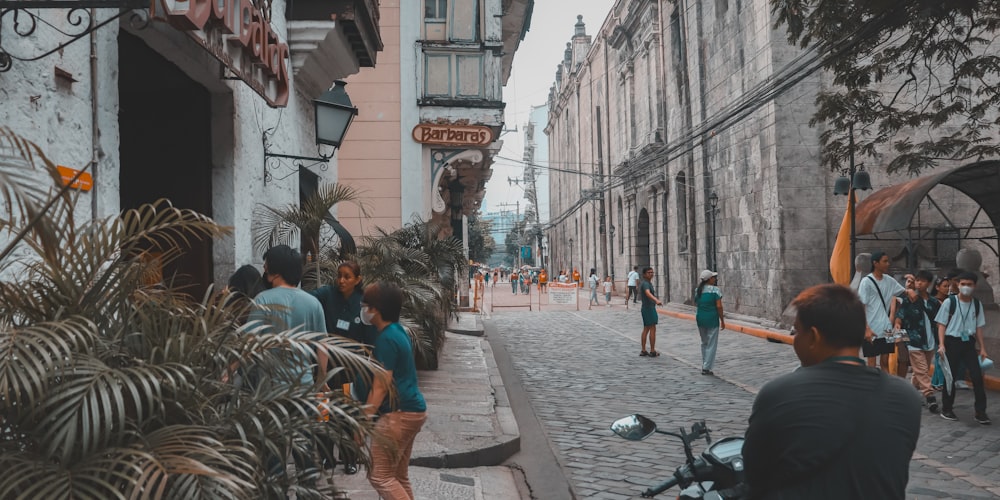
[{"x1": 264, "y1": 80, "x2": 359, "y2": 184}]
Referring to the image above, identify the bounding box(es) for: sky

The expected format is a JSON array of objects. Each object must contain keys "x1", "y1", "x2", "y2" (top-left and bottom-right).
[{"x1": 482, "y1": 0, "x2": 616, "y2": 216}]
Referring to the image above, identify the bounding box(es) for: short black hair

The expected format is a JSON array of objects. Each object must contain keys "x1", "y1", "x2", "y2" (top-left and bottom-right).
[
  {"x1": 228, "y1": 264, "x2": 264, "y2": 299},
  {"x1": 263, "y1": 244, "x2": 304, "y2": 287},
  {"x1": 915, "y1": 270, "x2": 934, "y2": 283},
  {"x1": 956, "y1": 271, "x2": 978, "y2": 284},
  {"x1": 945, "y1": 268, "x2": 965, "y2": 280},
  {"x1": 792, "y1": 284, "x2": 866, "y2": 348},
  {"x1": 363, "y1": 281, "x2": 403, "y2": 322},
  {"x1": 633, "y1": 266, "x2": 638, "y2": 270},
  {"x1": 870, "y1": 251, "x2": 888, "y2": 265},
  {"x1": 642, "y1": 266, "x2": 653, "y2": 274}
]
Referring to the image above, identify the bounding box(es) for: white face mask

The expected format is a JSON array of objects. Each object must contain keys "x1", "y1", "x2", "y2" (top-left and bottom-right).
[
  {"x1": 360, "y1": 306, "x2": 375, "y2": 325},
  {"x1": 959, "y1": 285, "x2": 974, "y2": 297}
]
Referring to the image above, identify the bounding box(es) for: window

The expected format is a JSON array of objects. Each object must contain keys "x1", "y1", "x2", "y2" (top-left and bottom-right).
[
  {"x1": 676, "y1": 172, "x2": 688, "y2": 253},
  {"x1": 425, "y1": 0, "x2": 446, "y2": 19}
]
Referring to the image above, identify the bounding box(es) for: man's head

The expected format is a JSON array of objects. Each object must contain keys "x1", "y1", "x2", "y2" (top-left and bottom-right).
[
  {"x1": 262, "y1": 245, "x2": 303, "y2": 288},
  {"x1": 362, "y1": 281, "x2": 403, "y2": 324},
  {"x1": 642, "y1": 267, "x2": 654, "y2": 280},
  {"x1": 871, "y1": 251, "x2": 890, "y2": 274},
  {"x1": 957, "y1": 271, "x2": 978, "y2": 298},
  {"x1": 633, "y1": 266, "x2": 639, "y2": 271},
  {"x1": 791, "y1": 284, "x2": 867, "y2": 367},
  {"x1": 946, "y1": 268, "x2": 966, "y2": 294},
  {"x1": 914, "y1": 270, "x2": 934, "y2": 295}
]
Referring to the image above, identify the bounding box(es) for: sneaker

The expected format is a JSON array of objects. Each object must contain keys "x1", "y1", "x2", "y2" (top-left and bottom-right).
[
  {"x1": 975, "y1": 413, "x2": 991, "y2": 425},
  {"x1": 701, "y1": 369, "x2": 714, "y2": 376},
  {"x1": 941, "y1": 410, "x2": 958, "y2": 421},
  {"x1": 956, "y1": 380, "x2": 970, "y2": 390},
  {"x1": 649, "y1": 350, "x2": 661, "y2": 357},
  {"x1": 640, "y1": 351, "x2": 649, "y2": 357},
  {"x1": 931, "y1": 384, "x2": 943, "y2": 391},
  {"x1": 926, "y1": 397, "x2": 939, "y2": 414}
]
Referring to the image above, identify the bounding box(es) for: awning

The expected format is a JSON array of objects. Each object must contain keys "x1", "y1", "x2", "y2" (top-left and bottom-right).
[{"x1": 854, "y1": 160, "x2": 1000, "y2": 236}]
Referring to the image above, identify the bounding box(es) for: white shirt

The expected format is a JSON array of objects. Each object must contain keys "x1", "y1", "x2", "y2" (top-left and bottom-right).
[
  {"x1": 934, "y1": 296, "x2": 986, "y2": 339},
  {"x1": 603, "y1": 281, "x2": 613, "y2": 293},
  {"x1": 627, "y1": 270, "x2": 639, "y2": 286},
  {"x1": 589, "y1": 274, "x2": 599, "y2": 289},
  {"x1": 857, "y1": 272, "x2": 904, "y2": 336}
]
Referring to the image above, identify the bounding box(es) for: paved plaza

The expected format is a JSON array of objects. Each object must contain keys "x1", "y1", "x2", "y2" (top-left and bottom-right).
[{"x1": 486, "y1": 287, "x2": 1000, "y2": 499}]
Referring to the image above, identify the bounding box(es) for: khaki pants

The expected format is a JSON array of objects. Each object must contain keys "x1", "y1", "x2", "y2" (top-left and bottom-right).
[
  {"x1": 909, "y1": 349, "x2": 935, "y2": 398},
  {"x1": 369, "y1": 411, "x2": 428, "y2": 500}
]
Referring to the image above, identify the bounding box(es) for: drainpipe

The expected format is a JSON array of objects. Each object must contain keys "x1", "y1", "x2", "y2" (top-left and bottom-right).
[{"x1": 89, "y1": 7, "x2": 99, "y2": 220}]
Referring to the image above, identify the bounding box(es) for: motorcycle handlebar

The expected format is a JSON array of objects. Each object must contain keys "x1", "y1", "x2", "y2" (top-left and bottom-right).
[{"x1": 641, "y1": 476, "x2": 679, "y2": 498}]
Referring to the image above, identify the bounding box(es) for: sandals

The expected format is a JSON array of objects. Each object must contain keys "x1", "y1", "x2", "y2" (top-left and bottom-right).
[
  {"x1": 639, "y1": 351, "x2": 649, "y2": 357},
  {"x1": 648, "y1": 350, "x2": 660, "y2": 357}
]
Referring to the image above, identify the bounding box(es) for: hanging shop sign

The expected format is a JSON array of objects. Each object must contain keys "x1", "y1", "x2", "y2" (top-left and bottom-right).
[
  {"x1": 412, "y1": 123, "x2": 494, "y2": 147},
  {"x1": 154, "y1": 0, "x2": 290, "y2": 107}
]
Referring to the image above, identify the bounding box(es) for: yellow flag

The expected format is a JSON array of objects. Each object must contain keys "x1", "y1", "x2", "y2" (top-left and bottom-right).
[{"x1": 829, "y1": 191, "x2": 854, "y2": 285}]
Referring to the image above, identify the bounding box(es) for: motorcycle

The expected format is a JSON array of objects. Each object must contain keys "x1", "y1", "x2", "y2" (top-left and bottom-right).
[{"x1": 610, "y1": 414, "x2": 748, "y2": 499}]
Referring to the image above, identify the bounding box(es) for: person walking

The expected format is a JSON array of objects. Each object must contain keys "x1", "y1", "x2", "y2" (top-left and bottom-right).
[
  {"x1": 638, "y1": 267, "x2": 663, "y2": 357},
  {"x1": 492, "y1": 270, "x2": 498, "y2": 287},
  {"x1": 510, "y1": 270, "x2": 519, "y2": 295},
  {"x1": 935, "y1": 271, "x2": 990, "y2": 424},
  {"x1": 588, "y1": 268, "x2": 600, "y2": 309},
  {"x1": 539, "y1": 268, "x2": 548, "y2": 292},
  {"x1": 930, "y1": 275, "x2": 951, "y2": 390},
  {"x1": 359, "y1": 282, "x2": 428, "y2": 500},
  {"x1": 858, "y1": 251, "x2": 913, "y2": 369},
  {"x1": 893, "y1": 270, "x2": 940, "y2": 414},
  {"x1": 603, "y1": 275, "x2": 614, "y2": 306},
  {"x1": 484, "y1": 269, "x2": 490, "y2": 288},
  {"x1": 694, "y1": 270, "x2": 725, "y2": 375},
  {"x1": 626, "y1": 266, "x2": 640, "y2": 304}
]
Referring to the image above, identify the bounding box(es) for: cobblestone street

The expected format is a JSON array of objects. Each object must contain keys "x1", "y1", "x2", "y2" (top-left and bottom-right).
[{"x1": 486, "y1": 294, "x2": 1000, "y2": 499}]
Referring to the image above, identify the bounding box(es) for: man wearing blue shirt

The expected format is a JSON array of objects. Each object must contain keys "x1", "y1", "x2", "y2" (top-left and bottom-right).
[{"x1": 934, "y1": 271, "x2": 989, "y2": 424}]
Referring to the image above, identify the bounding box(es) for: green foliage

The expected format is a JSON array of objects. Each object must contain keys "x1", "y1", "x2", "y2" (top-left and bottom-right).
[
  {"x1": 467, "y1": 210, "x2": 495, "y2": 264},
  {"x1": 772, "y1": 0, "x2": 1000, "y2": 174},
  {"x1": 504, "y1": 218, "x2": 534, "y2": 266},
  {"x1": 0, "y1": 128, "x2": 380, "y2": 499}
]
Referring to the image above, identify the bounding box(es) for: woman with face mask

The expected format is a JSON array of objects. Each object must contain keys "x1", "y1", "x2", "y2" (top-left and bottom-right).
[
  {"x1": 308, "y1": 260, "x2": 373, "y2": 474},
  {"x1": 359, "y1": 282, "x2": 427, "y2": 500}
]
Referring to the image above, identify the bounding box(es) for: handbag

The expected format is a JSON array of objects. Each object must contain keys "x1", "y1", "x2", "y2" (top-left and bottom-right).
[{"x1": 862, "y1": 276, "x2": 897, "y2": 357}]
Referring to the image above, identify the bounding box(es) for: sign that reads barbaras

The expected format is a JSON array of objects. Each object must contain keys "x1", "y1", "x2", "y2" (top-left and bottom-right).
[
  {"x1": 155, "y1": 0, "x2": 290, "y2": 107},
  {"x1": 412, "y1": 123, "x2": 494, "y2": 147}
]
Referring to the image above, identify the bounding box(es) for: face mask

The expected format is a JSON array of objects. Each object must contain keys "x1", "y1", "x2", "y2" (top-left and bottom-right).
[
  {"x1": 960, "y1": 286, "x2": 974, "y2": 297},
  {"x1": 360, "y1": 306, "x2": 375, "y2": 325}
]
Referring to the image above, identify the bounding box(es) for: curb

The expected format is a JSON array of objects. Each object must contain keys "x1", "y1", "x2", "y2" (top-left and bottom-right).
[{"x1": 657, "y1": 307, "x2": 1000, "y2": 391}]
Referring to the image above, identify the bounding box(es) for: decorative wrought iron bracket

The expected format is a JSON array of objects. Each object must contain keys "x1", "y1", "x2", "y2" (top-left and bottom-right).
[
  {"x1": 262, "y1": 130, "x2": 332, "y2": 185},
  {"x1": 0, "y1": 0, "x2": 150, "y2": 72}
]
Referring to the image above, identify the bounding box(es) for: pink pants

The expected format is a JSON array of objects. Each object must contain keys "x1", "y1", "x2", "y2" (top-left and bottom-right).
[{"x1": 369, "y1": 411, "x2": 428, "y2": 500}]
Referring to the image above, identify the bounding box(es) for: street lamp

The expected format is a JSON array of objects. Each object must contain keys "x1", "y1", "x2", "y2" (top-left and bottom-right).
[
  {"x1": 832, "y1": 124, "x2": 873, "y2": 275},
  {"x1": 569, "y1": 237, "x2": 574, "y2": 276},
  {"x1": 263, "y1": 80, "x2": 359, "y2": 184},
  {"x1": 608, "y1": 225, "x2": 616, "y2": 281},
  {"x1": 709, "y1": 192, "x2": 719, "y2": 271}
]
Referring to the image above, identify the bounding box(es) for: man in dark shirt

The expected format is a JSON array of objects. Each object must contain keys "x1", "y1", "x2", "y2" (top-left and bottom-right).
[{"x1": 742, "y1": 284, "x2": 921, "y2": 500}]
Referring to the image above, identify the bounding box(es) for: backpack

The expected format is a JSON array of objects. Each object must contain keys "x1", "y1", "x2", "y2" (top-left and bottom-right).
[{"x1": 947, "y1": 295, "x2": 981, "y2": 323}]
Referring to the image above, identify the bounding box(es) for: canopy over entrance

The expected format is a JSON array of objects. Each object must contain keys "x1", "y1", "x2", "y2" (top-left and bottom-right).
[{"x1": 855, "y1": 161, "x2": 1000, "y2": 236}]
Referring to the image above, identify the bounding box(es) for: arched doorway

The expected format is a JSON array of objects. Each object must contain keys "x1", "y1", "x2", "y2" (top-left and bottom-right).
[{"x1": 636, "y1": 208, "x2": 650, "y2": 268}]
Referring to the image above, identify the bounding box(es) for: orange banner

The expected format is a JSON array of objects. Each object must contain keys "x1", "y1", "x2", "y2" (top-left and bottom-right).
[{"x1": 829, "y1": 192, "x2": 854, "y2": 285}]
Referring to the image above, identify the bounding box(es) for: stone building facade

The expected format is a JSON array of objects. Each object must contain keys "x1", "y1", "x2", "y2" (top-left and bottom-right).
[
  {"x1": 546, "y1": 0, "x2": 998, "y2": 322},
  {"x1": 0, "y1": 0, "x2": 381, "y2": 294}
]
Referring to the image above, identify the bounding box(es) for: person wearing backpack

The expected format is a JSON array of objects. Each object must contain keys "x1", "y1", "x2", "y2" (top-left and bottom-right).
[{"x1": 933, "y1": 271, "x2": 990, "y2": 424}]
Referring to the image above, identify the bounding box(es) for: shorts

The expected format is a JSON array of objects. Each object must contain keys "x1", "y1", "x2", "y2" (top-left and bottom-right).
[
  {"x1": 641, "y1": 308, "x2": 658, "y2": 326},
  {"x1": 861, "y1": 337, "x2": 896, "y2": 357}
]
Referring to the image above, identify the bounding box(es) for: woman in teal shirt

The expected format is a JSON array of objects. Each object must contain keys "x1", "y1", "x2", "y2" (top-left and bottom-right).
[
  {"x1": 695, "y1": 270, "x2": 726, "y2": 375},
  {"x1": 360, "y1": 282, "x2": 427, "y2": 500}
]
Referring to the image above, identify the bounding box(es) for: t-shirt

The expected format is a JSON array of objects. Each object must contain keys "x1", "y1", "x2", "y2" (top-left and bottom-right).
[
  {"x1": 309, "y1": 286, "x2": 374, "y2": 345},
  {"x1": 639, "y1": 280, "x2": 656, "y2": 310},
  {"x1": 858, "y1": 273, "x2": 905, "y2": 336},
  {"x1": 743, "y1": 361, "x2": 921, "y2": 500},
  {"x1": 603, "y1": 281, "x2": 613, "y2": 293},
  {"x1": 248, "y1": 287, "x2": 327, "y2": 385},
  {"x1": 588, "y1": 274, "x2": 599, "y2": 289},
  {"x1": 894, "y1": 295, "x2": 938, "y2": 351},
  {"x1": 934, "y1": 295, "x2": 986, "y2": 340},
  {"x1": 627, "y1": 270, "x2": 640, "y2": 286},
  {"x1": 371, "y1": 322, "x2": 426, "y2": 413},
  {"x1": 695, "y1": 284, "x2": 722, "y2": 328}
]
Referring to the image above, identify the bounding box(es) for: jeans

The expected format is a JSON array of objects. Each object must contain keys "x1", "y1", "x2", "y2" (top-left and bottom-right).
[
  {"x1": 698, "y1": 326, "x2": 720, "y2": 371},
  {"x1": 369, "y1": 411, "x2": 428, "y2": 500},
  {"x1": 590, "y1": 287, "x2": 599, "y2": 305},
  {"x1": 941, "y1": 337, "x2": 987, "y2": 413}
]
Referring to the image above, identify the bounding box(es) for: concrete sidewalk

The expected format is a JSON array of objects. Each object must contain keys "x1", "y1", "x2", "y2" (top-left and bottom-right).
[{"x1": 331, "y1": 315, "x2": 526, "y2": 499}]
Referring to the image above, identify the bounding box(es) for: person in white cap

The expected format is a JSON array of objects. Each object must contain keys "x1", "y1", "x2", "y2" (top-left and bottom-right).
[{"x1": 694, "y1": 269, "x2": 725, "y2": 375}]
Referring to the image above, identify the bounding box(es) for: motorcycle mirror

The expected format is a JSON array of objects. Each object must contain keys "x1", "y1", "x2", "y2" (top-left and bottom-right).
[{"x1": 610, "y1": 414, "x2": 657, "y2": 441}]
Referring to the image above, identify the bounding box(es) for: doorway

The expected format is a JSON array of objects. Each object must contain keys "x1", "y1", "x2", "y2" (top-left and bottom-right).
[
  {"x1": 636, "y1": 208, "x2": 651, "y2": 268},
  {"x1": 118, "y1": 31, "x2": 214, "y2": 298}
]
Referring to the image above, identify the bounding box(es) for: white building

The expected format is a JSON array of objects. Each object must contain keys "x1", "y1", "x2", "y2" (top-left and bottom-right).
[{"x1": 0, "y1": 0, "x2": 381, "y2": 295}]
